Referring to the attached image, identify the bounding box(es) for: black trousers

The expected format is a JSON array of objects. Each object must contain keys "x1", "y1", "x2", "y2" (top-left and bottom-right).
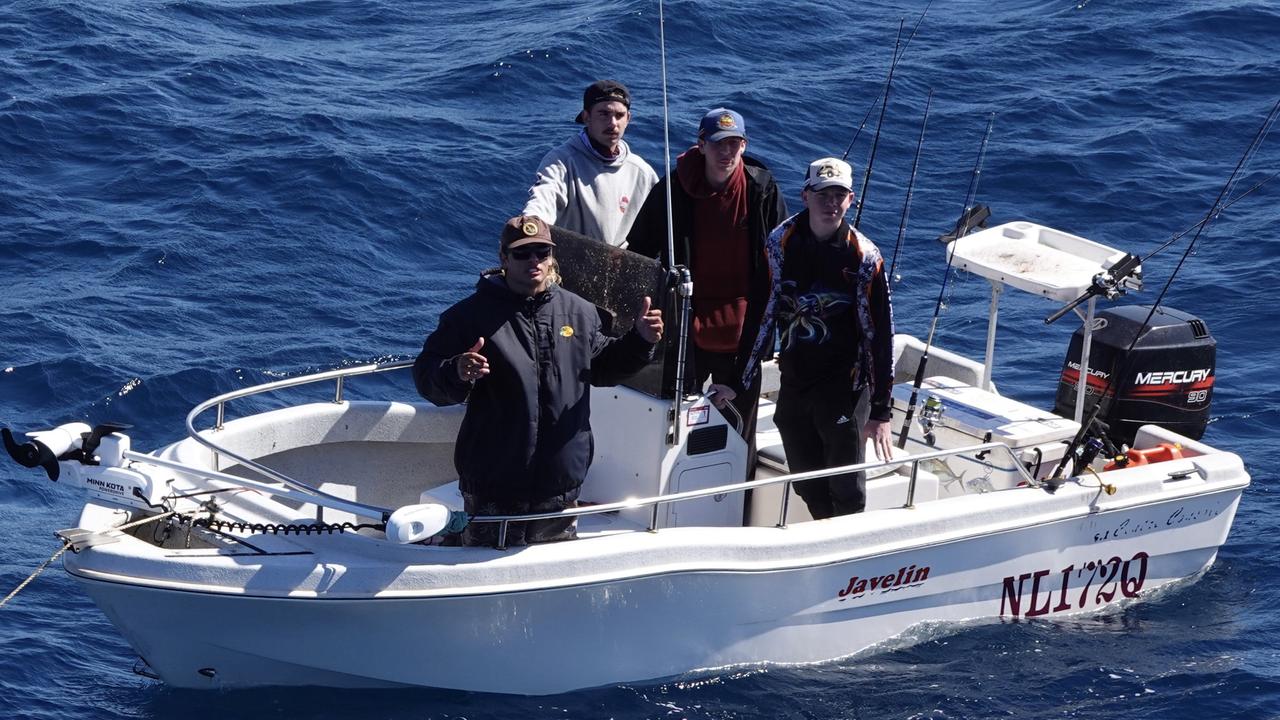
[
  {"x1": 461, "y1": 486, "x2": 580, "y2": 547},
  {"x1": 774, "y1": 380, "x2": 871, "y2": 519}
]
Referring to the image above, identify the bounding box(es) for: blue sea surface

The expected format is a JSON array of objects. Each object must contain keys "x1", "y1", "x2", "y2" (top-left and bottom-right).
[{"x1": 2, "y1": 1, "x2": 1279, "y2": 717}]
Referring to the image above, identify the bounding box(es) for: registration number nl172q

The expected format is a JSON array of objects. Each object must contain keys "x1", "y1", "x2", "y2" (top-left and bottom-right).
[{"x1": 1000, "y1": 551, "x2": 1149, "y2": 618}]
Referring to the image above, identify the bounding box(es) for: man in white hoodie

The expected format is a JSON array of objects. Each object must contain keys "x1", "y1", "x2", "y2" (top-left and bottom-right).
[{"x1": 523, "y1": 80, "x2": 658, "y2": 247}]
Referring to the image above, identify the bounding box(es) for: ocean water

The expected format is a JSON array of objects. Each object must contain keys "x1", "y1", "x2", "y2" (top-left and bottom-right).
[{"x1": 2, "y1": 0, "x2": 1278, "y2": 718}]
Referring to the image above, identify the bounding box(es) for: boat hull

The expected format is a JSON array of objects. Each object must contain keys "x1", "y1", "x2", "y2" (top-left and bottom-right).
[{"x1": 71, "y1": 486, "x2": 1243, "y2": 694}]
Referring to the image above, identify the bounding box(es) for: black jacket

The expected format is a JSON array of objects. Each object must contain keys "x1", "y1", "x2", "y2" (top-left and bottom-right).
[
  {"x1": 414, "y1": 274, "x2": 654, "y2": 503},
  {"x1": 773, "y1": 213, "x2": 896, "y2": 421},
  {"x1": 626, "y1": 155, "x2": 787, "y2": 392}
]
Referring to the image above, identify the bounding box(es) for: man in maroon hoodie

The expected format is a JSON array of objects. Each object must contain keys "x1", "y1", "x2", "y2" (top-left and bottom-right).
[{"x1": 628, "y1": 108, "x2": 787, "y2": 474}]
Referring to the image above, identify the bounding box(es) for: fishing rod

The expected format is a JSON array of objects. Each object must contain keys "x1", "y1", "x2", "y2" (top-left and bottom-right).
[
  {"x1": 851, "y1": 17, "x2": 902, "y2": 230},
  {"x1": 656, "y1": 0, "x2": 690, "y2": 446},
  {"x1": 850, "y1": 1, "x2": 934, "y2": 229},
  {"x1": 1048, "y1": 97, "x2": 1280, "y2": 481},
  {"x1": 896, "y1": 114, "x2": 995, "y2": 449},
  {"x1": 1135, "y1": 101, "x2": 1278, "y2": 329},
  {"x1": 887, "y1": 89, "x2": 932, "y2": 282},
  {"x1": 653, "y1": 0, "x2": 716, "y2": 445},
  {"x1": 1046, "y1": 169, "x2": 1279, "y2": 325},
  {"x1": 841, "y1": 0, "x2": 933, "y2": 162},
  {"x1": 657, "y1": 0, "x2": 675, "y2": 271},
  {"x1": 1146, "y1": 170, "x2": 1277, "y2": 260}
]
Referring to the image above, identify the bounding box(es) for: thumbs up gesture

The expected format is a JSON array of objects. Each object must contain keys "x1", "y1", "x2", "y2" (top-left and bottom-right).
[
  {"x1": 635, "y1": 296, "x2": 663, "y2": 344},
  {"x1": 455, "y1": 338, "x2": 490, "y2": 383}
]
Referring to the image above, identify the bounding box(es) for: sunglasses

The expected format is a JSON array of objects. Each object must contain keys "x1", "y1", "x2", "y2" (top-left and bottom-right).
[{"x1": 507, "y1": 246, "x2": 553, "y2": 261}]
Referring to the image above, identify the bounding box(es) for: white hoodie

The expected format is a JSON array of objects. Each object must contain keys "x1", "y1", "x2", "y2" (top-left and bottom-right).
[{"x1": 523, "y1": 131, "x2": 658, "y2": 247}]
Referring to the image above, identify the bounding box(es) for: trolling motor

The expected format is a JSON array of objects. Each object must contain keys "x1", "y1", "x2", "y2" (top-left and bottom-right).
[
  {"x1": 3, "y1": 421, "x2": 169, "y2": 510},
  {"x1": 3, "y1": 421, "x2": 130, "y2": 481},
  {"x1": 4, "y1": 422, "x2": 467, "y2": 544},
  {"x1": 3, "y1": 422, "x2": 88, "y2": 480}
]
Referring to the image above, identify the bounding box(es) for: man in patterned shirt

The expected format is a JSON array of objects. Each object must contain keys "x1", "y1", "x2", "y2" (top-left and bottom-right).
[{"x1": 743, "y1": 157, "x2": 895, "y2": 519}]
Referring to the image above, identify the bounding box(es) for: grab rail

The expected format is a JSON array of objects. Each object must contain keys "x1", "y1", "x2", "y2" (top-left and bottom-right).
[
  {"x1": 181, "y1": 360, "x2": 1041, "y2": 544},
  {"x1": 184, "y1": 359, "x2": 413, "y2": 519},
  {"x1": 477, "y1": 440, "x2": 1038, "y2": 547}
]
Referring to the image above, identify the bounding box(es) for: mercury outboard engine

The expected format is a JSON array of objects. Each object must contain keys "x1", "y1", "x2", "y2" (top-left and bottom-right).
[{"x1": 1054, "y1": 305, "x2": 1215, "y2": 447}]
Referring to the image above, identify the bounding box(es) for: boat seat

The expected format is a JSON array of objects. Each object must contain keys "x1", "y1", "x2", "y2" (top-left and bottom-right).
[{"x1": 420, "y1": 480, "x2": 464, "y2": 511}]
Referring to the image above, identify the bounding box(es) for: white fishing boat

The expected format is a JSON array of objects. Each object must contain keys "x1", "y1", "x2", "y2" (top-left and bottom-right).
[{"x1": 3, "y1": 221, "x2": 1247, "y2": 695}]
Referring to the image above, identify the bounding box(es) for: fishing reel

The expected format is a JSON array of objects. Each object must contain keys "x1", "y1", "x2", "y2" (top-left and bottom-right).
[
  {"x1": 1045, "y1": 253, "x2": 1143, "y2": 325},
  {"x1": 1077, "y1": 437, "x2": 1106, "y2": 469},
  {"x1": 1047, "y1": 414, "x2": 1125, "y2": 491},
  {"x1": 917, "y1": 396, "x2": 944, "y2": 445},
  {"x1": 1092, "y1": 254, "x2": 1144, "y2": 299}
]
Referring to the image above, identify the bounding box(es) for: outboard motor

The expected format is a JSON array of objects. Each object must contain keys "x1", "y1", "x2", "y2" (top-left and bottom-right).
[{"x1": 1054, "y1": 305, "x2": 1215, "y2": 446}]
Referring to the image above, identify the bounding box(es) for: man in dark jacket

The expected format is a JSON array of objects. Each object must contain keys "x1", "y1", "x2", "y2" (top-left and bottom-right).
[
  {"x1": 627, "y1": 107, "x2": 786, "y2": 474},
  {"x1": 414, "y1": 215, "x2": 663, "y2": 546}
]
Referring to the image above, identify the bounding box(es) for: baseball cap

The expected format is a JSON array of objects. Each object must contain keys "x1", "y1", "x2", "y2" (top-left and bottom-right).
[
  {"x1": 803, "y1": 157, "x2": 854, "y2": 192},
  {"x1": 575, "y1": 79, "x2": 631, "y2": 123},
  {"x1": 698, "y1": 107, "x2": 746, "y2": 142},
  {"x1": 500, "y1": 215, "x2": 555, "y2": 251}
]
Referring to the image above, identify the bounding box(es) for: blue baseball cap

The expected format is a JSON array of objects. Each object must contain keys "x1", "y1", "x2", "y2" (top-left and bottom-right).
[{"x1": 698, "y1": 107, "x2": 746, "y2": 142}]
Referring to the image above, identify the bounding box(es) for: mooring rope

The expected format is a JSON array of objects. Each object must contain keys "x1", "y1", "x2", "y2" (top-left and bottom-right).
[
  {"x1": 0, "y1": 510, "x2": 178, "y2": 609},
  {"x1": 0, "y1": 543, "x2": 72, "y2": 608}
]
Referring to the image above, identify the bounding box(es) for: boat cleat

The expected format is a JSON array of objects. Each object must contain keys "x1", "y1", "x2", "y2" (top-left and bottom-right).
[{"x1": 55, "y1": 526, "x2": 124, "y2": 552}]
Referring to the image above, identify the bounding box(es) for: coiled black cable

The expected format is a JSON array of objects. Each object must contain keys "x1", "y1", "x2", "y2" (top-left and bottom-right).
[{"x1": 177, "y1": 514, "x2": 384, "y2": 536}]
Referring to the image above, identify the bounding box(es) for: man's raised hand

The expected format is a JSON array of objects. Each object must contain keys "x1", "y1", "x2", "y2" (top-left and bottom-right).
[
  {"x1": 455, "y1": 338, "x2": 490, "y2": 383},
  {"x1": 635, "y1": 296, "x2": 663, "y2": 344}
]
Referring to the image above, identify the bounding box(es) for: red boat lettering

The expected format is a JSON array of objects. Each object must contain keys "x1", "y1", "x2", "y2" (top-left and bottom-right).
[
  {"x1": 1000, "y1": 552, "x2": 1149, "y2": 617},
  {"x1": 839, "y1": 564, "x2": 930, "y2": 599}
]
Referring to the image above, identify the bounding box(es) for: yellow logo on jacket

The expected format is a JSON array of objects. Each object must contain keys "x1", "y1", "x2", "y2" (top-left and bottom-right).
[{"x1": 560, "y1": 325, "x2": 574, "y2": 338}]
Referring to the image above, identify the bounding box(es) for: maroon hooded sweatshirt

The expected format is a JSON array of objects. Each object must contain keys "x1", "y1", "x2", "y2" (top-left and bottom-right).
[{"x1": 676, "y1": 146, "x2": 750, "y2": 353}]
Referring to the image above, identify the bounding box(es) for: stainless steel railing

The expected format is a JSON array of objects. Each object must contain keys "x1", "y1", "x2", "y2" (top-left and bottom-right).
[
  {"x1": 184, "y1": 359, "x2": 414, "y2": 520},
  {"x1": 181, "y1": 360, "x2": 1040, "y2": 544},
  {"x1": 479, "y1": 440, "x2": 1038, "y2": 548}
]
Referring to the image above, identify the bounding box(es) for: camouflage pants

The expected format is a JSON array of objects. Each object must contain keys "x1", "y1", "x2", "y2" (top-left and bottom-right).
[{"x1": 460, "y1": 487, "x2": 580, "y2": 548}]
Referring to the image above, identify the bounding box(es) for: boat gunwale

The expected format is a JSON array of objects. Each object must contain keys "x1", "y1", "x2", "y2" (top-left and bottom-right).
[
  {"x1": 172, "y1": 397, "x2": 1045, "y2": 532},
  {"x1": 63, "y1": 477, "x2": 1248, "y2": 601}
]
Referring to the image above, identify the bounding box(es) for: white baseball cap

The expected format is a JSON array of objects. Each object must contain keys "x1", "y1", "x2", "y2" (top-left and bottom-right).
[{"x1": 804, "y1": 157, "x2": 854, "y2": 192}]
